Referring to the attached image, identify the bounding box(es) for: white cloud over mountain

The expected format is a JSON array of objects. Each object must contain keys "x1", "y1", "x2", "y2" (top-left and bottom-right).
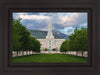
[{"x1": 13, "y1": 12, "x2": 87, "y2": 35}]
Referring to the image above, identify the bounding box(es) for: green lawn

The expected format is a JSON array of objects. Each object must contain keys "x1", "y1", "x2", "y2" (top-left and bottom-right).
[{"x1": 13, "y1": 54, "x2": 88, "y2": 63}]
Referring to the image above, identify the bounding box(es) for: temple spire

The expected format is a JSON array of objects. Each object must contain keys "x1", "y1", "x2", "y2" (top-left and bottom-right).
[
  {"x1": 49, "y1": 15, "x2": 51, "y2": 25},
  {"x1": 46, "y1": 15, "x2": 54, "y2": 39}
]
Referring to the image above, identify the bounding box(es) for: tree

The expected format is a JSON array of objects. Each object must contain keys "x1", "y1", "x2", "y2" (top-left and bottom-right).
[
  {"x1": 13, "y1": 18, "x2": 23, "y2": 56},
  {"x1": 69, "y1": 27, "x2": 87, "y2": 56},
  {"x1": 13, "y1": 18, "x2": 41, "y2": 56},
  {"x1": 60, "y1": 27, "x2": 87, "y2": 57},
  {"x1": 60, "y1": 40, "x2": 67, "y2": 53},
  {"x1": 60, "y1": 40, "x2": 71, "y2": 54},
  {"x1": 34, "y1": 40, "x2": 41, "y2": 52},
  {"x1": 19, "y1": 26, "x2": 32, "y2": 55}
]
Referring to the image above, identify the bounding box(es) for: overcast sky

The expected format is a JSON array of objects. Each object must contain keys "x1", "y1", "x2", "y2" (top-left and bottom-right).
[{"x1": 13, "y1": 12, "x2": 87, "y2": 35}]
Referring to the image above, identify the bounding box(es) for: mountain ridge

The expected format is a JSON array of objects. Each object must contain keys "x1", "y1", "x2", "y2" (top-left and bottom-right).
[{"x1": 28, "y1": 29, "x2": 69, "y2": 39}]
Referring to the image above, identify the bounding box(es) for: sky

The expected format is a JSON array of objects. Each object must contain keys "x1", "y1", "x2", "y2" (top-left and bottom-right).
[{"x1": 13, "y1": 12, "x2": 87, "y2": 35}]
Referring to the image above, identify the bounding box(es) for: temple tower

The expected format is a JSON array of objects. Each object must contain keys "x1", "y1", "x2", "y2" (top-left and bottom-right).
[
  {"x1": 46, "y1": 16, "x2": 54, "y2": 39},
  {"x1": 37, "y1": 16, "x2": 65, "y2": 52},
  {"x1": 46, "y1": 16, "x2": 54, "y2": 50}
]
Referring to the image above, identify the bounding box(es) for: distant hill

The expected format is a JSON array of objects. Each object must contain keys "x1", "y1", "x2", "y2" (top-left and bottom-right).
[{"x1": 28, "y1": 29, "x2": 69, "y2": 39}]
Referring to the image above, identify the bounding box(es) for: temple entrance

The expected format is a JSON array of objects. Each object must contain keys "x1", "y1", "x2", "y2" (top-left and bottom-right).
[{"x1": 48, "y1": 46, "x2": 51, "y2": 50}]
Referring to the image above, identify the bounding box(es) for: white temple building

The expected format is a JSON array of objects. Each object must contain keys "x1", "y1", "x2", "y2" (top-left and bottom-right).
[{"x1": 37, "y1": 16, "x2": 65, "y2": 51}]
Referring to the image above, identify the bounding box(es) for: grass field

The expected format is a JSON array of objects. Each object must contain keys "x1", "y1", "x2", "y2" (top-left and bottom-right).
[{"x1": 13, "y1": 54, "x2": 88, "y2": 63}]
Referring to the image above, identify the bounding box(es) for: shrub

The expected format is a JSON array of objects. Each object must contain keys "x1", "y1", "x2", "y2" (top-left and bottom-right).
[
  {"x1": 52, "y1": 48, "x2": 56, "y2": 51},
  {"x1": 44, "y1": 48, "x2": 48, "y2": 51}
]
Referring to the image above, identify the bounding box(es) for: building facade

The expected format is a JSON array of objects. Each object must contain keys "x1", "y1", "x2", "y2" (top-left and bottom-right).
[{"x1": 37, "y1": 16, "x2": 65, "y2": 51}]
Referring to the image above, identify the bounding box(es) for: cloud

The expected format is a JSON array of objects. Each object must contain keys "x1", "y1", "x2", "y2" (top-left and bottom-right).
[
  {"x1": 13, "y1": 13, "x2": 28, "y2": 19},
  {"x1": 57, "y1": 13, "x2": 87, "y2": 27},
  {"x1": 20, "y1": 15, "x2": 49, "y2": 20},
  {"x1": 21, "y1": 19, "x2": 48, "y2": 31},
  {"x1": 60, "y1": 27, "x2": 75, "y2": 35},
  {"x1": 13, "y1": 13, "x2": 49, "y2": 20},
  {"x1": 13, "y1": 12, "x2": 87, "y2": 35}
]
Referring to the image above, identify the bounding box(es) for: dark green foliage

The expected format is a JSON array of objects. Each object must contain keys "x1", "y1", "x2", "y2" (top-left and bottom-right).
[
  {"x1": 60, "y1": 27, "x2": 87, "y2": 56},
  {"x1": 13, "y1": 18, "x2": 41, "y2": 53},
  {"x1": 60, "y1": 40, "x2": 70, "y2": 53},
  {"x1": 44, "y1": 48, "x2": 48, "y2": 51},
  {"x1": 33, "y1": 39, "x2": 41, "y2": 52},
  {"x1": 69, "y1": 28, "x2": 87, "y2": 52},
  {"x1": 19, "y1": 26, "x2": 31, "y2": 51},
  {"x1": 52, "y1": 48, "x2": 56, "y2": 51},
  {"x1": 13, "y1": 18, "x2": 23, "y2": 51}
]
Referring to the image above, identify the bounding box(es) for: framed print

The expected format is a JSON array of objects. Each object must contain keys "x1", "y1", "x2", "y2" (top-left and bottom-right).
[
  {"x1": 0, "y1": 0, "x2": 99, "y2": 75},
  {"x1": 8, "y1": 9, "x2": 91, "y2": 67},
  {"x1": 12, "y1": 12, "x2": 88, "y2": 63}
]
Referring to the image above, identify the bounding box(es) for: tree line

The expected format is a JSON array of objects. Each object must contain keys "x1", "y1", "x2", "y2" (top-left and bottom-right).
[
  {"x1": 60, "y1": 28, "x2": 87, "y2": 57},
  {"x1": 13, "y1": 18, "x2": 41, "y2": 56}
]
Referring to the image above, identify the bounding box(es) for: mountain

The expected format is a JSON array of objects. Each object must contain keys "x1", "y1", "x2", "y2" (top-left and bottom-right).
[{"x1": 28, "y1": 29, "x2": 69, "y2": 39}]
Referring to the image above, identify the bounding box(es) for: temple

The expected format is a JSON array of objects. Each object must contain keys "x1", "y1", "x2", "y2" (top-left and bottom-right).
[{"x1": 37, "y1": 16, "x2": 65, "y2": 51}]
